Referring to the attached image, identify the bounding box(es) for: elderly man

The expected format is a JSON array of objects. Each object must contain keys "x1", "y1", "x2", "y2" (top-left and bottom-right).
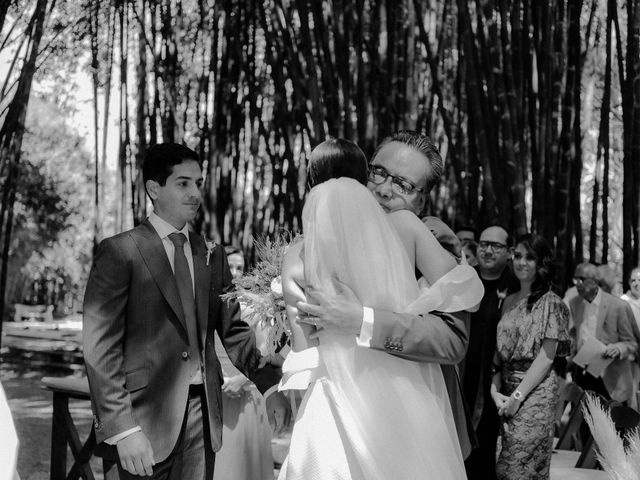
[
  {"x1": 569, "y1": 262, "x2": 637, "y2": 404},
  {"x1": 296, "y1": 130, "x2": 480, "y2": 459},
  {"x1": 459, "y1": 225, "x2": 519, "y2": 480}
]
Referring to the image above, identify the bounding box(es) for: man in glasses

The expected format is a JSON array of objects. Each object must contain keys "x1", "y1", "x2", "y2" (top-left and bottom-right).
[
  {"x1": 367, "y1": 132, "x2": 463, "y2": 255},
  {"x1": 297, "y1": 130, "x2": 479, "y2": 459},
  {"x1": 459, "y1": 225, "x2": 519, "y2": 480},
  {"x1": 568, "y1": 262, "x2": 637, "y2": 404}
]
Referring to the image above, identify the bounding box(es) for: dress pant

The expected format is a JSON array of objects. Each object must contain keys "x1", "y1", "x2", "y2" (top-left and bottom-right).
[
  {"x1": 464, "y1": 400, "x2": 499, "y2": 480},
  {"x1": 117, "y1": 385, "x2": 215, "y2": 480}
]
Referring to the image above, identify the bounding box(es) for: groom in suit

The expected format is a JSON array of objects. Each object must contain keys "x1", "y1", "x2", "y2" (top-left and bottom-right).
[
  {"x1": 297, "y1": 130, "x2": 478, "y2": 458},
  {"x1": 83, "y1": 144, "x2": 281, "y2": 479},
  {"x1": 569, "y1": 262, "x2": 638, "y2": 404}
]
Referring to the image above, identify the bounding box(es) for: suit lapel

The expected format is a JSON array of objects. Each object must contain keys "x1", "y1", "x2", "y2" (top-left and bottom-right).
[
  {"x1": 131, "y1": 220, "x2": 188, "y2": 336},
  {"x1": 596, "y1": 293, "x2": 609, "y2": 339},
  {"x1": 190, "y1": 232, "x2": 210, "y2": 347}
]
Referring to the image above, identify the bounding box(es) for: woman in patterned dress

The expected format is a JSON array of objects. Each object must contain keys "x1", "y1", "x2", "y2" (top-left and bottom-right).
[{"x1": 490, "y1": 233, "x2": 570, "y2": 479}]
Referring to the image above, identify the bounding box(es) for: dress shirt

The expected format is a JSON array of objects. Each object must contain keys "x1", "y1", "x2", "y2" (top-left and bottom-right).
[{"x1": 578, "y1": 288, "x2": 602, "y2": 347}]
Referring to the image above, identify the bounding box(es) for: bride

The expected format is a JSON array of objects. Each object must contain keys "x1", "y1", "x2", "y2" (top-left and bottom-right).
[{"x1": 277, "y1": 138, "x2": 481, "y2": 479}]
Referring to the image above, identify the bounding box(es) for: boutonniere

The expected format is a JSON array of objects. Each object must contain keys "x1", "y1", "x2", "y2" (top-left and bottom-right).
[
  {"x1": 497, "y1": 289, "x2": 508, "y2": 310},
  {"x1": 205, "y1": 241, "x2": 216, "y2": 266}
]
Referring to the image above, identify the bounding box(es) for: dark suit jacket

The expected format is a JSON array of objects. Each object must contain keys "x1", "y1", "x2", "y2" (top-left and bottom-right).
[
  {"x1": 83, "y1": 220, "x2": 261, "y2": 461},
  {"x1": 569, "y1": 290, "x2": 638, "y2": 403},
  {"x1": 370, "y1": 309, "x2": 475, "y2": 459}
]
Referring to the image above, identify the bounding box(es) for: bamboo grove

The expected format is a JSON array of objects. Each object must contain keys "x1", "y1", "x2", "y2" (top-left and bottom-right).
[{"x1": 1, "y1": 0, "x2": 640, "y2": 305}]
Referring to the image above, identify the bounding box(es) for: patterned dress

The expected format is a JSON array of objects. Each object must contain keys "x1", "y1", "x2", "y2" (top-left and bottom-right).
[{"x1": 495, "y1": 291, "x2": 570, "y2": 480}]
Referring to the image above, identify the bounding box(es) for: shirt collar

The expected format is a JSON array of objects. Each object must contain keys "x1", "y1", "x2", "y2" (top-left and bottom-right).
[
  {"x1": 589, "y1": 288, "x2": 602, "y2": 306},
  {"x1": 148, "y1": 211, "x2": 190, "y2": 242}
]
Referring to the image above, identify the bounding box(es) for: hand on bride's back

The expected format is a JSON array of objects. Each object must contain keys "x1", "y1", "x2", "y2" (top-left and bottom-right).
[{"x1": 296, "y1": 280, "x2": 363, "y2": 337}]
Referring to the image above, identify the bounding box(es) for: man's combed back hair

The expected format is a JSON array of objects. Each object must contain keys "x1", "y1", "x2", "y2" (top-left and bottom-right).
[
  {"x1": 372, "y1": 130, "x2": 444, "y2": 193},
  {"x1": 143, "y1": 143, "x2": 201, "y2": 191}
]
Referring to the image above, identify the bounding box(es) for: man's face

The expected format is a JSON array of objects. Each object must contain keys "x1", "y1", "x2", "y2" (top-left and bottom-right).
[
  {"x1": 227, "y1": 253, "x2": 245, "y2": 280},
  {"x1": 367, "y1": 142, "x2": 431, "y2": 215},
  {"x1": 630, "y1": 269, "x2": 640, "y2": 298},
  {"x1": 147, "y1": 160, "x2": 203, "y2": 229},
  {"x1": 574, "y1": 265, "x2": 599, "y2": 300},
  {"x1": 477, "y1": 227, "x2": 510, "y2": 275}
]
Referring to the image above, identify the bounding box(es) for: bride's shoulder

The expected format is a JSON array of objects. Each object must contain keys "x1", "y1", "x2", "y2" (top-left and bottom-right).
[
  {"x1": 282, "y1": 240, "x2": 304, "y2": 275},
  {"x1": 387, "y1": 209, "x2": 426, "y2": 234}
]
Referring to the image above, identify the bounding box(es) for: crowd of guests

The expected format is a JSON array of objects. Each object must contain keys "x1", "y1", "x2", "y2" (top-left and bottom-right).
[{"x1": 454, "y1": 225, "x2": 640, "y2": 480}]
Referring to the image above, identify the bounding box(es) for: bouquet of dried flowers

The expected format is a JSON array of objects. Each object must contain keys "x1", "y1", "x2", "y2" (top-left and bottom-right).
[{"x1": 222, "y1": 233, "x2": 296, "y2": 357}]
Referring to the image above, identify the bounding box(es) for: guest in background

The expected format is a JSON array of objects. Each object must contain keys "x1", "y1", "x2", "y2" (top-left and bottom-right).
[
  {"x1": 214, "y1": 248, "x2": 275, "y2": 480},
  {"x1": 491, "y1": 234, "x2": 570, "y2": 480},
  {"x1": 461, "y1": 225, "x2": 519, "y2": 480},
  {"x1": 621, "y1": 267, "x2": 640, "y2": 405},
  {"x1": 462, "y1": 240, "x2": 479, "y2": 268},
  {"x1": 568, "y1": 262, "x2": 637, "y2": 404},
  {"x1": 597, "y1": 264, "x2": 623, "y2": 297},
  {"x1": 226, "y1": 247, "x2": 246, "y2": 281},
  {"x1": 456, "y1": 226, "x2": 477, "y2": 244},
  {"x1": 621, "y1": 267, "x2": 640, "y2": 328}
]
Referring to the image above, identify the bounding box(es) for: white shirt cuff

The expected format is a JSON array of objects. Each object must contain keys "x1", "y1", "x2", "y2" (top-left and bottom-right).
[
  {"x1": 356, "y1": 307, "x2": 374, "y2": 348},
  {"x1": 105, "y1": 426, "x2": 142, "y2": 445}
]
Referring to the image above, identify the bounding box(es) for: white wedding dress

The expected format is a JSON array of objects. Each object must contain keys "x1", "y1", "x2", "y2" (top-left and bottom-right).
[{"x1": 278, "y1": 178, "x2": 480, "y2": 480}]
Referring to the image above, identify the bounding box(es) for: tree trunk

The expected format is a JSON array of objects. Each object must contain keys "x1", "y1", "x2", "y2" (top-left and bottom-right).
[{"x1": 0, "y1": 0, "x2": 48, "y2": 342}]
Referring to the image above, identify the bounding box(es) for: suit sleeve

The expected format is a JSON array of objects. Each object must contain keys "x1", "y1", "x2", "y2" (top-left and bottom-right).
[
  {"x1": 369, "y1": 309, "x2": 470, "y2": 364},
  {"x1": 613, "y1": 302, "x2": 639, "y2": 358},
  {"x1": 213, "y1": 245, "x2": 269, "y2": 392},
  {"x1": 83, "y1": 238, "x2": 138, "y2": 442}
]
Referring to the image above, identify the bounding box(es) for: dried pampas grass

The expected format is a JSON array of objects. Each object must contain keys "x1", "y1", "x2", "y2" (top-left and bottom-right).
[{"x1": 582, "y1": 393, "x2": 640, "y2": 480}]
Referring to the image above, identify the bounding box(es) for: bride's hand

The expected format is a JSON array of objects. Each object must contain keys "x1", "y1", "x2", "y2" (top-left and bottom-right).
[{"x1": 296, "y1": 280, "x2": 363, "y2": 337}]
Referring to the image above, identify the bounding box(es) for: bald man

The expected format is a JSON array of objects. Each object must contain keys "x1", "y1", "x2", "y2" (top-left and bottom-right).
[{"x1": 460, "y1": 225, "x2": 519, "y2": 480}]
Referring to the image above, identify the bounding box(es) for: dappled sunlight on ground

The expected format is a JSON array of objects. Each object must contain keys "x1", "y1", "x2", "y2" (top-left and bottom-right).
[{"x1": 1, "y1": 362, "x2": 98, "y2": 480}]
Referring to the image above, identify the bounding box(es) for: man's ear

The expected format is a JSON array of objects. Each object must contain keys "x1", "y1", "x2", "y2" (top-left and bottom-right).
[{"x1": 146, "y1": 179, "x2": 159, "y2": 201}]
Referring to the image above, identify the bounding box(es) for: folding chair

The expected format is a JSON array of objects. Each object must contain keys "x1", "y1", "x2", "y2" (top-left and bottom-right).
[{"x1": 554, "y1": 382, "x2": 585, "y2": 450}]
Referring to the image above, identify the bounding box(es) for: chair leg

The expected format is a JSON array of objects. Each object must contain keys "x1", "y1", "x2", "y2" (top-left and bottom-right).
[{"x1": 50, "y1": 392, "x2": 68, "y2": 480}]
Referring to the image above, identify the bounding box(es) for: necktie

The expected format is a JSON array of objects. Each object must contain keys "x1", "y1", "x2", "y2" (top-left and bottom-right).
[{"x1": 168, "y1": 232, "x2": 201, "y2": 368}]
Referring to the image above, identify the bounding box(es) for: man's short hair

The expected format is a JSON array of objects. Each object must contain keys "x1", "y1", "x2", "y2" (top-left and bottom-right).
[
  {"x1": 372, "y1": 130, "x2": 443, "y2": 193},
  {"x1": 143, "y1": 143, "x2": 201, "y2": 196},
  {"x1": 575, "y1": 262, "x2": 598, "y2": 279}
]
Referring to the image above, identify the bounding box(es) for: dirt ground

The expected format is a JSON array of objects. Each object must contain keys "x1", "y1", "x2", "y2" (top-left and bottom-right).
[
  {"x1": 2, "y1": 363, "x2": 104, "y2": 480},
  {"x1": 2, "y1": 359, "x2": 289, "y2": 480}
]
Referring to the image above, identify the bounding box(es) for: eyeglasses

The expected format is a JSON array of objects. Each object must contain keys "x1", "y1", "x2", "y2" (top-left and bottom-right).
[
  {"x1": 478, "y1": 241, "x2": 508, "y2": 252},
  {"x1": 573, "y1": 276, "x2": 595, "y2": 285},
  {"x1": 368, "y1": 165, "x2": 425, "y2": 195},
  {"x1": 512, "y1": 252, "x2": 537, "y2": 262}
]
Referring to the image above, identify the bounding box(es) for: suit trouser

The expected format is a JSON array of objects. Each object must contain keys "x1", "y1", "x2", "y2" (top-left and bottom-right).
[
  {"x1": 117, "y1": 385, "x2": 215, "y2": 480},
  {"x1": 464, "y1": 401, "x2": 499, "y2": 480}
]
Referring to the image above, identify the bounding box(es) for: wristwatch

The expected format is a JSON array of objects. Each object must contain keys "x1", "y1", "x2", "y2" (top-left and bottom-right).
[{"x1": 513, "y1": 390, "x2": 524, "y2": 401}]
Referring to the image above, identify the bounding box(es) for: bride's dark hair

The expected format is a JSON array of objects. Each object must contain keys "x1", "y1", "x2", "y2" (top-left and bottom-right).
[{"x1": 306, "y1": 138, "x2": 368, "y2": 189}]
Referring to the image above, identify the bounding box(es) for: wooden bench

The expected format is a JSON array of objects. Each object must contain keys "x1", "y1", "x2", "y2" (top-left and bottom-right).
[
  {"x1": 14, "y1": 303, "x2": 54, "y2": 322},
  {"x1": 41, "y1": 376, "x2": 116, "y2": 480}
]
